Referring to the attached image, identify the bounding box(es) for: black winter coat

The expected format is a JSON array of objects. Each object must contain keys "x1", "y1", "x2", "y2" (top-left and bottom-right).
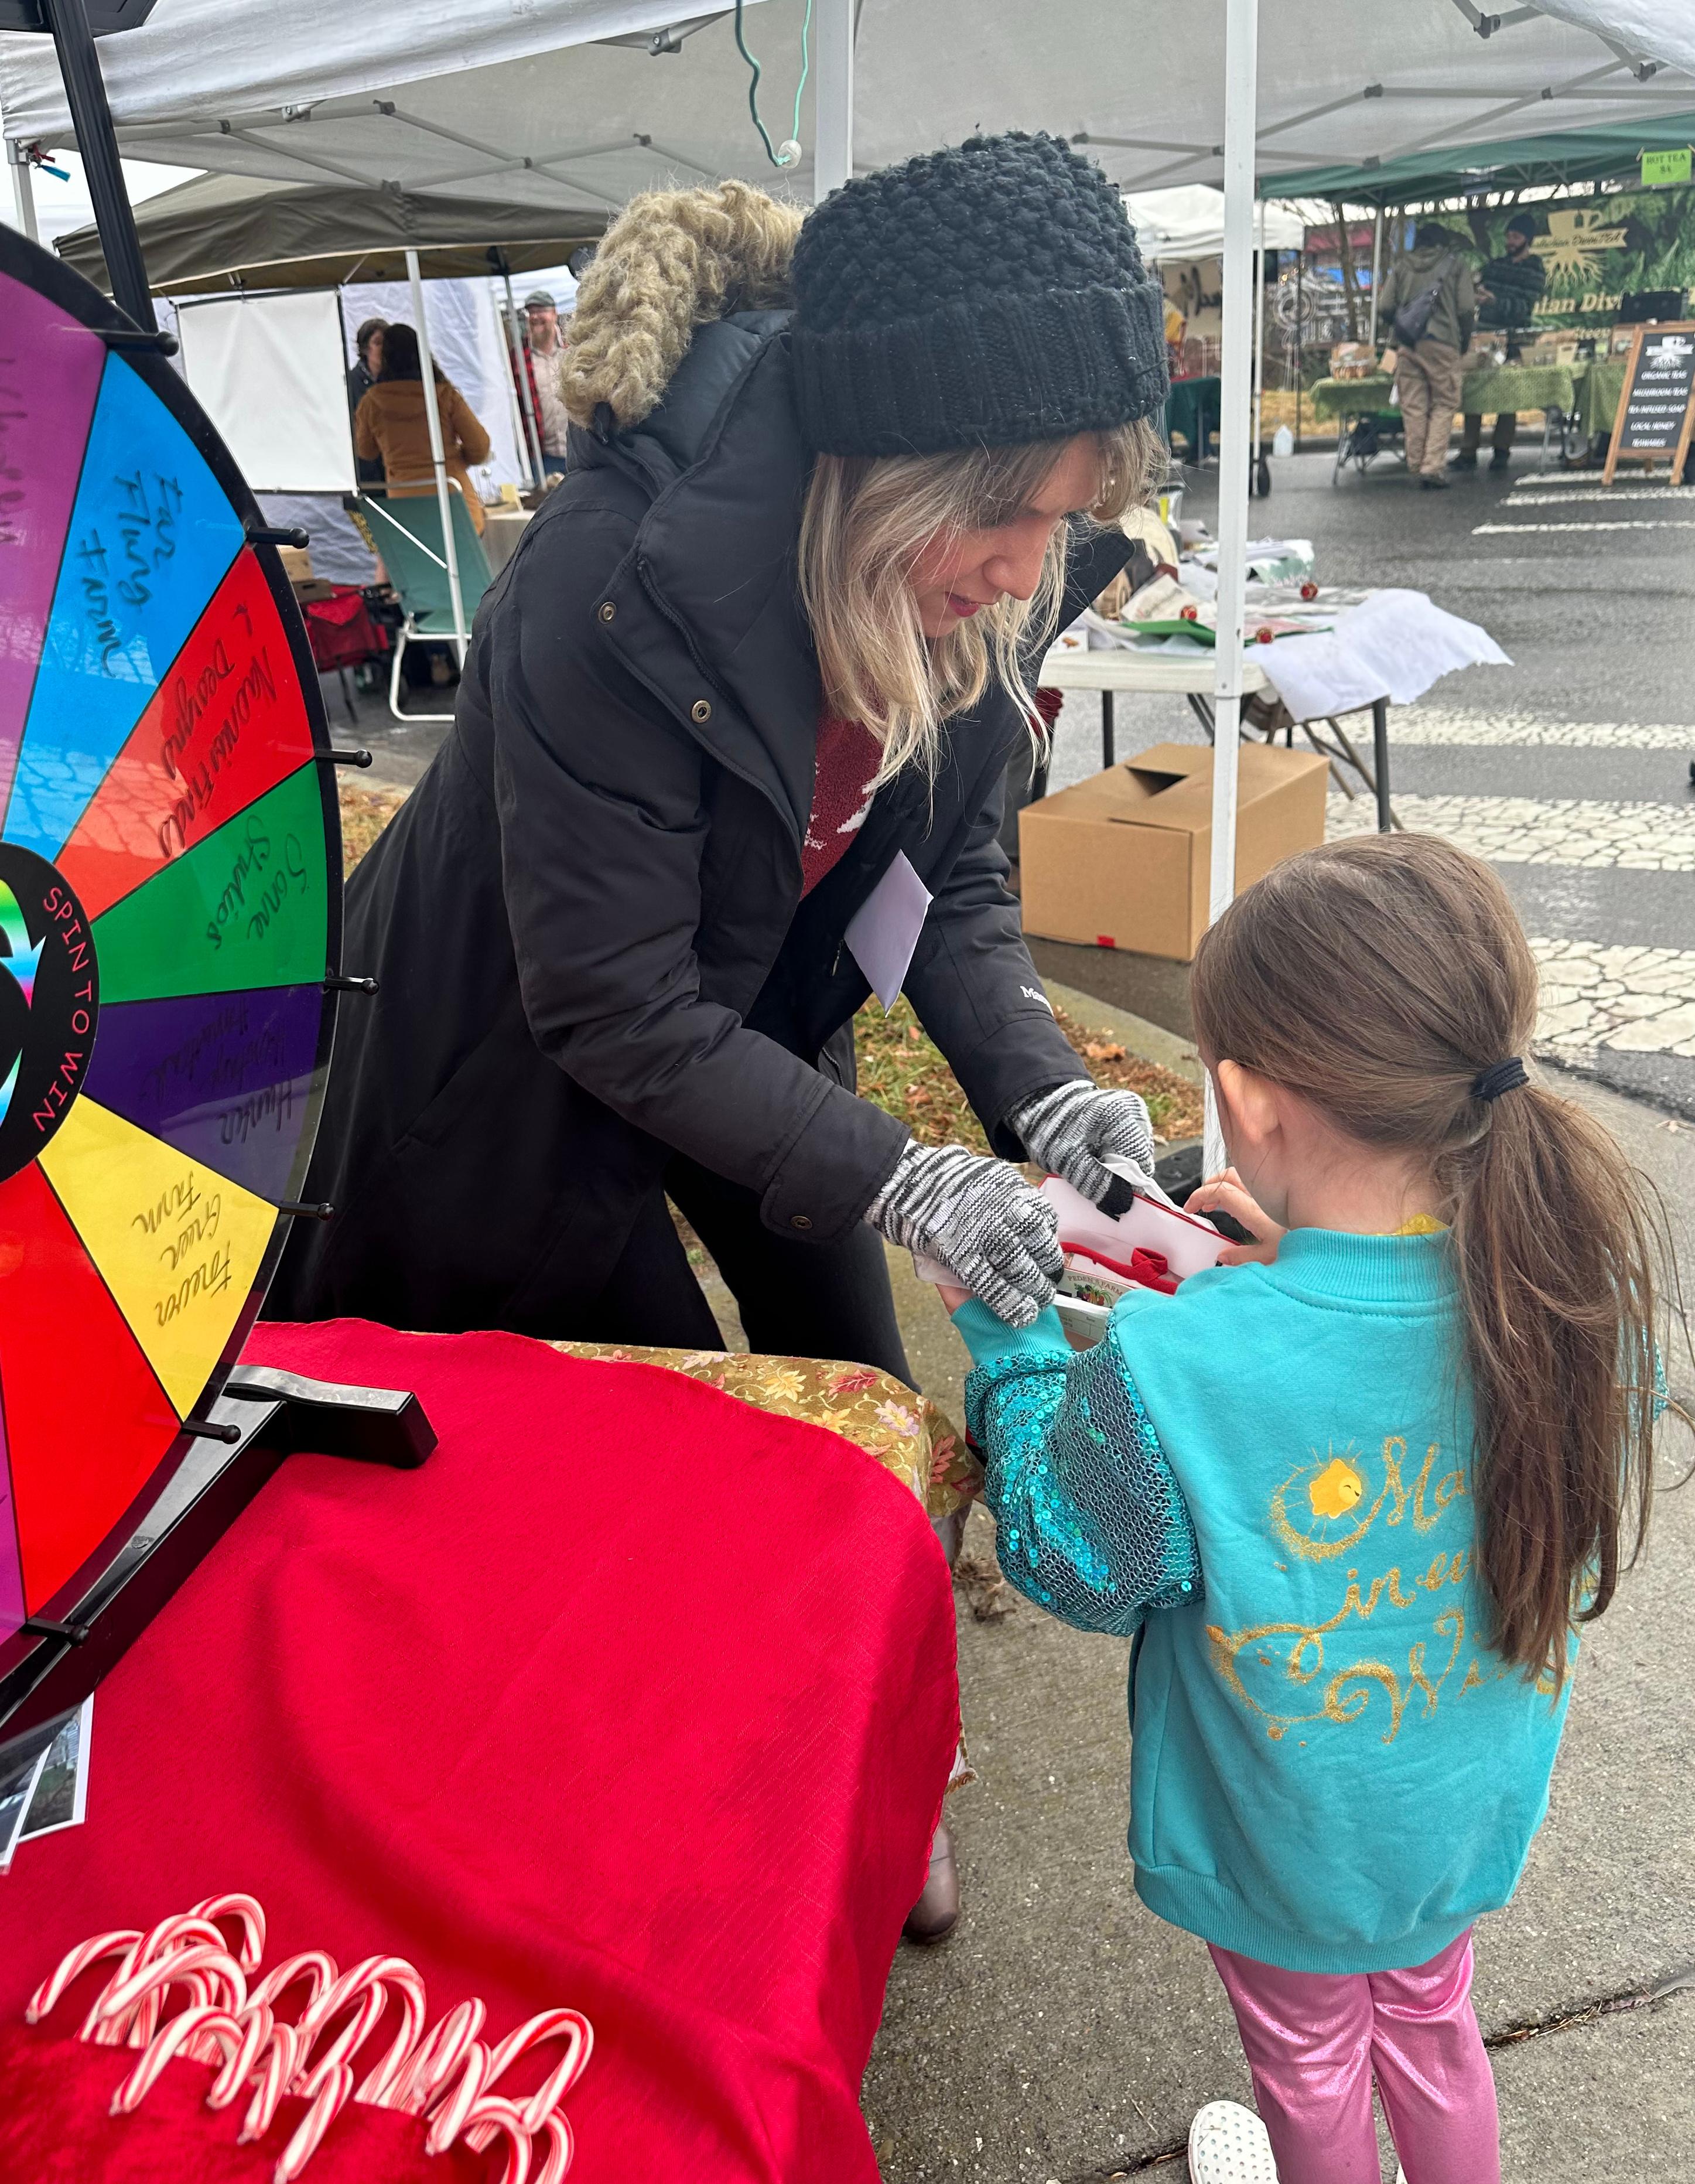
[{"x1": 272, "y1": 315, "x2": 1130, "y2": 1336}]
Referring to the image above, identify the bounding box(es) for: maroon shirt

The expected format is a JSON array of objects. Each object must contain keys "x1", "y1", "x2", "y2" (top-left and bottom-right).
[{"x1": 800, "y1": 716, "x2": 882, "y2": 896}]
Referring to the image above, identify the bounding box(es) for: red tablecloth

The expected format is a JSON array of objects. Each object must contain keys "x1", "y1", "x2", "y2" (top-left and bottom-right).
[{"x1": 0, "y1": 1320, "x2": 959, "y2": 2182}]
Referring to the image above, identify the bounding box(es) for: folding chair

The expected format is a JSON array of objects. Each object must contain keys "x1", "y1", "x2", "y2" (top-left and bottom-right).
[{"x1": 351, "y1": 486, "x2": 494, "y2": 724}]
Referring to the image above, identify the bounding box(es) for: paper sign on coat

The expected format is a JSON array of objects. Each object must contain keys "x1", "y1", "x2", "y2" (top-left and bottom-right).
[{"x1": 846, "y1": 851, "x2": 932, "y2": 1011}]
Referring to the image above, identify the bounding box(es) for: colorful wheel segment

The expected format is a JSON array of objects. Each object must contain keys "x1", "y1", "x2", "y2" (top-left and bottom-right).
[{"x1": 0, "y1": 228, "x2": 341, "y2": 1656}]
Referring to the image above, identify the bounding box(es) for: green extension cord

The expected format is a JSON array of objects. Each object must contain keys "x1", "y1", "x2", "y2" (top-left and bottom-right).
[{"x1": 733, "y1": 0, "x2": 813, "y2": 170}]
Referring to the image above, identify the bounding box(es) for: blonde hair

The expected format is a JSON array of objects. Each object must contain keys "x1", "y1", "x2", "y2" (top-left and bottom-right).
[
  {"x1": 800, "y1": 422, "x2": 1160, "y2": 785},
  {"x1": 563, "y1": 178, "x2": 1163, "y2": 783}
]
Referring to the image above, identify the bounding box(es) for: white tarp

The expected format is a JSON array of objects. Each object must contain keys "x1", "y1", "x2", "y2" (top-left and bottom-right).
[
  {"x1": 1123, "y1": 186, "x2": 1303, "y2": 264},
  {"x1": 4, "y1": 1, "x2": 1692, "y2": 213},
  {"x1": 175, "y1": 288, "x2": 356, "y2": 493}
]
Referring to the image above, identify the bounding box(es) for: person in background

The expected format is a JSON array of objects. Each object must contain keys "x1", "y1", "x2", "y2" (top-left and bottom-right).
[
  {"x1": 945, "y1": 831, "x2": 1668, "y2": 2184},
  {"x1": 347, "y1": 318, "x2": 387, "y2": 484},
  {"x1": 521, "y1": 288, "x2": 572, "y2": 475},
  {"x1": 1454, "y1": 213, "x2": 1547, "y2": 474},
  {"x1": 1378, "y1": 222, "x2": 1475, "y2": 491},
  {"x1": 354, "y1": 322, "x2": 493, "y2": 534}
]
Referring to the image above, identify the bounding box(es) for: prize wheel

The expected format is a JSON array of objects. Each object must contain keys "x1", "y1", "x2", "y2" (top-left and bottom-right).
[{"x1": 0, "y1": 228, "x2": 341, "y2": 1667}]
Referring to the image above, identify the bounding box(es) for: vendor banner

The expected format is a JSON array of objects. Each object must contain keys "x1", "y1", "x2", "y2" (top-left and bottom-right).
[{"x1": 1457, "y1": 185, "x2": 1695, "y2": 329}]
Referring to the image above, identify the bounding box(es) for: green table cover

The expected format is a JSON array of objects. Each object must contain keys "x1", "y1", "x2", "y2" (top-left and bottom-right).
[
  {"x1": 1308, "y1": 363, "x2": 1576, "y2": 424},
  {"x1": 1164, "y1": 374, "x2": 1221, "y2": 453}
]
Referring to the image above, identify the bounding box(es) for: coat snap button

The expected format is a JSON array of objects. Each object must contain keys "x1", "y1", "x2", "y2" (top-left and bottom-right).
[
  {"x1": 790, "y1": 1213, "x2": 812, "y2": 1231},
  {"x1": 691, "y1": 698, "x2": 712, "y2": 724},
  {"x1": 598, "y1": 601, "x2": 616, "y2": 623}
]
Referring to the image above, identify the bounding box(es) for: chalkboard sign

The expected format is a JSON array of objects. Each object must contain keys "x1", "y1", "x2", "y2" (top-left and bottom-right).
[{"x1": 1604, "y1": 321, "x2": 1695, "y2": 482}]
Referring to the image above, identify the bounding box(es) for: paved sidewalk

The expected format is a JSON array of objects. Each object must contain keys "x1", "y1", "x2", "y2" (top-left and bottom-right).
[{"x1": 863, "y1": 1067, "x2": 1695, "y2": 2182}]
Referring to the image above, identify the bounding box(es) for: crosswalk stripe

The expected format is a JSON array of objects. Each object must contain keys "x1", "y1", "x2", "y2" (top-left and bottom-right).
[
  {"x1": 1530, "y1": 937, "x2": 1695, "y2": 1059},
  {"x1": 1473, "y1": 519, "x2": 1695, "y2": 534},
  {"x1": 1327, "y1": 792, "x2": 1695, "y2": 869},
  {"x1": 1502, "y1": 486, "x2": 1694, "y2": 507},
  {"x1": 1388, "y1": 707, "x2": 1691, "y2": 749}
]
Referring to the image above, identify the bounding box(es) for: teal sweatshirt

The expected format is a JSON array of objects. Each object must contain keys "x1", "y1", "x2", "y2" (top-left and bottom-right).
[{"x1": 955, "y1": 1228, "x2": 1576, "y2": 1975}]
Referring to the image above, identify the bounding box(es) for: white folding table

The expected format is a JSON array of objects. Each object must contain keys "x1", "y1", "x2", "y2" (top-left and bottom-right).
[{"x1": 1036, "y1": 643, "x2": 1396, "y2": 832}]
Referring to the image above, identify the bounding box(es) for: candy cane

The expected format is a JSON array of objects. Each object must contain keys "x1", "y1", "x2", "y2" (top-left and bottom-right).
[
  {"x1": 240, "y1": 2022, "x2": 307, "y2": 2145},
  {"x1": 23, "y1": 1900, "x2": 594, "y2": 2182},
  {"x1": 422, "y1": 2037, "x2": 491, "y2": 2154},
  {"x1": 97, "y1": 1943, "x2": 247, "y2": 2038},
  {"x1": 533, "y1": 2111, "x2": 576, "y2": 2184},
  {"x1": 109, "y1": 2006, "x2": 244, "y2": 2115},
  {"x1": 274, "y1": 2060, "x2": 354, "y2": 2184},
  {"x1": 26, "y1": 1930, "x2": 141, "y2": 2026},
  {"x1": 293, "y1": 1980, "x2": 388, "y2": 2097},
  {"x1": 190, "y1": 1893, "x2": 268, "y2": 1973},
  {"x1": 250, "y1": 1951, "x2": 339, "y2": 2022},
  {"x1": 384, "y1": 1995, "x2": 486, "y2": 2115},
  {"x1": 459, "y1": 2094, "x2": 532, "y2": 2184},
  {"x1": 96, "y1": 1917, "x2": 234, "y2": 2047},
  {"x1": 207, "y1": 2002, "x2": 275, "y2": 2111},
  {"x1": 346, "y1": 1960, "x2": 429, "y2": 2107},
  {"x1": 483, "y1": 2009, "x2": 594, "y2": 2134}
]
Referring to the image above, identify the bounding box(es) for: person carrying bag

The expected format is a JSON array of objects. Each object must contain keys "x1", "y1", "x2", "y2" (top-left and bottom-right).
[{"x1": 1378, "y1": 223, "x2": 1476, "y2": 489}]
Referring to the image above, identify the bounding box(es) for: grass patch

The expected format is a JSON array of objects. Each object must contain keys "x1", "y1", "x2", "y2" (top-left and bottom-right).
[
  {"x1": 339, "y1": 783, "x2": 411, "y2": 873},
  {"x1": 853, "y1": 995, "x2": 1203, "y2": 1151}
]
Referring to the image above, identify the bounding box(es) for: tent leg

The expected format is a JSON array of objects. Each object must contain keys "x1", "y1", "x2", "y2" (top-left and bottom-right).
[
  {"x1": 6, "y1": 142, "x2": 39, "y2": 243},
  {"x1": 500, "y1": 270, "x2": 546, "y2": 490},
  {"x1": 406, "y1": 247, "x2": 469, "y2": 667},
  {"x1": 1204, "y1": 0, "x2": 1259, "y2": 1180},
  {"x1": 814, "y1": 0, "x2": 853, "y2": 200}
]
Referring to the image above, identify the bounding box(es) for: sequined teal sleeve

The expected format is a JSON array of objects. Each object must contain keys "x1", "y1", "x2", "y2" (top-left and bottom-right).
[{"x1": 963, "y1": 1323, "x2": 1202, "y2": 1637}]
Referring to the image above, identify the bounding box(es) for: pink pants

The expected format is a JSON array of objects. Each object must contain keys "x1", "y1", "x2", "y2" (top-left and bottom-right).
[{"x1": 1209, "y1": 1930, "x2": 1499, "y2": 2183}]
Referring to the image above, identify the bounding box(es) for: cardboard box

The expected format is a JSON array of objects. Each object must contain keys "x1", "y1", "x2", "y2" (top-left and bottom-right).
[
  {"x1": 1018, "y1": 741, "x2": 1330, "y2": 962},
  {"x1": 278, "y1": 544, "x2": 315, "y2": 584}
]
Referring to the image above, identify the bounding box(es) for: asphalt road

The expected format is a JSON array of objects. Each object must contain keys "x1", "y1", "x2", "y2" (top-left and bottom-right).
[{"x1": 1033, "y1": 441, "x2": 1695, "y2": 1115}]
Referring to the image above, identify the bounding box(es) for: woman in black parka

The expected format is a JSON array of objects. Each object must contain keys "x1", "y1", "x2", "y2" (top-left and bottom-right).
[
  {"x1": 274, "y1": 135, "x2": 1170, "y2": 1938},
  {"x1": 277, "y1": 136, "x2": 1171, "y2": 1367}
]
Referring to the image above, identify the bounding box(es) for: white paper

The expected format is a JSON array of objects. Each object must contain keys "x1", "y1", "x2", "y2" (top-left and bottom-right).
[{"x1": 846, "y1": 851, "x2": 932, "y2": 1013}]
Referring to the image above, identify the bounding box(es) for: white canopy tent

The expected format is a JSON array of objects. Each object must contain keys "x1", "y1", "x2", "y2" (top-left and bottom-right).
[
  {"x1": 5, "y1": 0, "x2": 1693, "y2": 1153},
  {"x1": 4, "y1": 2, "x2": 1693, "y2": 217},
  {"x1": 1122, "y1": 186, "x2": 1303, "y2": 264}
]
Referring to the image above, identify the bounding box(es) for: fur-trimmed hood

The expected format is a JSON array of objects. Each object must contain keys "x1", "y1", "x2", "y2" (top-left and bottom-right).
[{"x1": 560, "y1": 180, "x2": 802, "y2": 433}]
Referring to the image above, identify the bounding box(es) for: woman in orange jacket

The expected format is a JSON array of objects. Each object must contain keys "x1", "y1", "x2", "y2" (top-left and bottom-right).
[{"x1": 353, "y1": 322, "x2": 492, "y2": 531}]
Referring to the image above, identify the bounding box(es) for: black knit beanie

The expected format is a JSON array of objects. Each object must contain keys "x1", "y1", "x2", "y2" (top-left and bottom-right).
[{"x1": 790, "y1": 132, "x2": 1169, "y2": 458}]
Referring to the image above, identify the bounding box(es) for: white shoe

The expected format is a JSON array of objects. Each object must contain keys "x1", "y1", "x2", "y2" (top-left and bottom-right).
[{"x1": 1187, "y1": 2100, "x2": 1279, "y2": 2182}]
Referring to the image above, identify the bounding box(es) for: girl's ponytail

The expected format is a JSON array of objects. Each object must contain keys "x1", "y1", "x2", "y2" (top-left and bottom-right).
[
  {"x1": 1447, "y1": 1075, "x2": 1658, "y2": 1680},
  {"x1": 1191, "y1": 834, "x2": 1668, "y2": 1685}
]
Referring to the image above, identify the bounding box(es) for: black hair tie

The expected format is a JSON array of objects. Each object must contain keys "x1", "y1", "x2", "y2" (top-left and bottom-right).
[{"x1": 1473, "y1": 1057, "x2": 1528, "y2": 1102}]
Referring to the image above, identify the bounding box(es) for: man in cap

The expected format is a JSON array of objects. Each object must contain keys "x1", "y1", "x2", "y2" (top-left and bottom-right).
[
  {"x1": 519, "y1": 288, "x2": 572, "y2": 474},
  {"x1": 1453, "y1": 212, "x2": 1547, "y2": 473}
]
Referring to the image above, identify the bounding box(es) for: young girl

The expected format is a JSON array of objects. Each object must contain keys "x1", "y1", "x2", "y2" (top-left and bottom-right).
[{"x1": 944, "y1": 834, "x2": 1666, "y2": 2184}]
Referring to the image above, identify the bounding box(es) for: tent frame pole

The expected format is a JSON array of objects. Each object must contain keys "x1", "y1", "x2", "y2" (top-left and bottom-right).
[
  {"x1": 405, "y1": 247, "x2": 469, "y2": 664},
  {"x1": 814, "y1": 0, "x2": 853, "y2": 200},
  {"x1": 1368, "y1": 203, "x2": 1385, "y2": 344},
  {"x1": 499, "y1": 267, "x2": 546, "y2": 490},
  {"x1": 6, "y1": 141, "x2": 39, "y2": 242},
  {"x1": 1204, "y1": 0, "x2": 1259, "y2": 1179},
  {"x1": 1250, "y1": 199, "x2": 1266, "y2": 490},
  {"x1": 39, "y1": 0, "x2": 153, "y2": 327}
]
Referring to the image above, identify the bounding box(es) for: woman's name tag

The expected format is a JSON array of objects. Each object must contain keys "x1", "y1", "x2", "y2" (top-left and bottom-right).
[{"x1": 845, "y1": 851, "x2": 932, "y2": 1011}]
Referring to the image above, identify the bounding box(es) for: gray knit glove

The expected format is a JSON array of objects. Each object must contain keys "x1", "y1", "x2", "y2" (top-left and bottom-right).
[
  {"x1": 864, "y1": 1142, "x2": 1064, "y2": 1328},
  {"x1": 1008, "y1": 1080, "x2": 1157, "y2": 1206}
]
